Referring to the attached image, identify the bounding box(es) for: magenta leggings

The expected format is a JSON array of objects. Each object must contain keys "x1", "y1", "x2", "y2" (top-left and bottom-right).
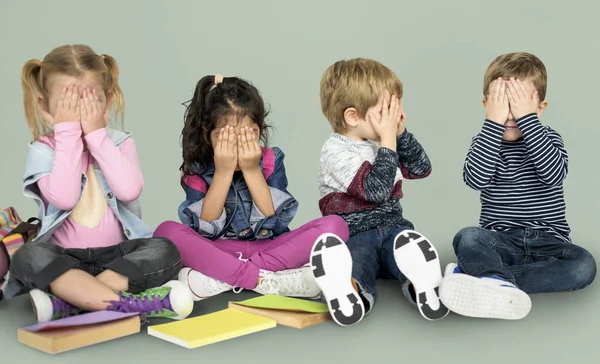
[{"x1": 153, "y1": 215, "x2": 348, "y2": 290}]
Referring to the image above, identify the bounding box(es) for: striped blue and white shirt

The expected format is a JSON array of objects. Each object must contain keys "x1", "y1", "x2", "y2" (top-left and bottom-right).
[{"x1": 463, "y1": 113, "x2": 570, "y2": 243}]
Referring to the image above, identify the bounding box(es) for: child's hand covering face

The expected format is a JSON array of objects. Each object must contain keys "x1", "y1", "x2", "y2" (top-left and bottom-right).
[
  {"x1": 484, "y1": 78, "x2": 510, "y2": 125},
  {"x1": 213, "y1": 125, "x2": 239, "y2": 174},
  {"x1": 81, "y1": 88, "x2": 108, "y2": 135},
  {"x1": 41, "y1": 85, "x2": 81, "y2": 125},
  {"x1": 237, "y1": 126, "x2": 262, "y2": 171},
  {"x1": 506, "y1": 78, "x2": 540, "y2": 120}
]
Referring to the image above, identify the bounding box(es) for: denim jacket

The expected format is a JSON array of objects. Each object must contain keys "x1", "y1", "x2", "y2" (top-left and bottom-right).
[
  {"x1": 22, "y1": 129, "x2": 152, "y2": 243},
  {"x1": 179, "y1": 146, "x2": 298, "y2": 240}
]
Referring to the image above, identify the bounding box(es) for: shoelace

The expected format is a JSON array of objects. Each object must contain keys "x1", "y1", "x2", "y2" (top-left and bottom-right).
[
  {"x1": 259, "y1": 271, "x2": 312, "y2": 296},
  {"x1": 51, "y1": 296, "x2": 78, "y2": 319},
  {"x1": 206, "y1": 275, "x2": 231, "y2": 294},
  {"x1": 107, "y1": 291, "x2": 166, "y2": 323},
  {"x1": 232, "y1": 252, "x2": 246, "y2": 294}
]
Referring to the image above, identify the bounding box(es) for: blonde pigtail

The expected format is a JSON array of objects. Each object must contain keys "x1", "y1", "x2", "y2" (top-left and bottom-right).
[
  {"x1": 21, "y1": 59, "x2": 46, "y2": 140},
  {"x1": 101, "y1": 54, "x2": 125, "y2": 129}
]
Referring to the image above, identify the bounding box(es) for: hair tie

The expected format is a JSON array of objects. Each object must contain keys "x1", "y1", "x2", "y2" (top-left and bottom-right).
[
  {"x1": 214, "y1": 74, "x2": 224, "y2": 85},
  {"x1": 36, "y1": 61, "x2": 42, "y2": 67}
]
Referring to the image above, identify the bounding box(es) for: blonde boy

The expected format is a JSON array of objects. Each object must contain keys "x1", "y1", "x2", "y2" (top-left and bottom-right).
[{"x1": 309, "y1": 58, "x2": 448, "y2": 326}]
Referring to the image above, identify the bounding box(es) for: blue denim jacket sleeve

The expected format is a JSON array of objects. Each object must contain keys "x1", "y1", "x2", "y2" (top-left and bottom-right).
[
  {"x1": 178, "y1": 179, "x2": 227, "y2": 240},
  {"x1": 250, "y1": 147, "x2": 298, "y2": 237}
]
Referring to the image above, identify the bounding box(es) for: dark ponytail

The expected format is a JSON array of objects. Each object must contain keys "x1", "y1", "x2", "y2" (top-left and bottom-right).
[{"x1": 180, "y1": 75, "x2": 218, "y2": 179}]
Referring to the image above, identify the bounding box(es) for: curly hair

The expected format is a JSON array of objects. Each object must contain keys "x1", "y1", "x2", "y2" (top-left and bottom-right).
[{"x1": 180, "y1": 75, "x2": 271, "y2": 181}]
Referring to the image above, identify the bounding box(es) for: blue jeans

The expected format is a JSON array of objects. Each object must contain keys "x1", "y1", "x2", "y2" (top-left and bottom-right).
[
  {"x1": 453, "y1": 227, "x2": 597, "y2": 294},
  {"x1": 347, "y1": 226, "x2": 413, "y2": 312}
]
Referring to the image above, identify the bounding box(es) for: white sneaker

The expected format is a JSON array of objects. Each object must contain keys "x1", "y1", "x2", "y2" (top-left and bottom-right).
[
  {"x1": 393, "y1": 230, "x2": 449, "y2": 321},
  {"x1": 439, "y1": 272, "x2": 532, "y2": 320},
  {"x1": 253, "y1": 266, "x2": 322, "y2": 298},
  {"x1": 445, "y1": 263, "x2": 459, "y2": 277},
  {"x1": 309, "y1": 233, "x2": 365, "y2": 327},
  {"x1": 178, "y1": 267, "x2": 233, "y2": 301}
]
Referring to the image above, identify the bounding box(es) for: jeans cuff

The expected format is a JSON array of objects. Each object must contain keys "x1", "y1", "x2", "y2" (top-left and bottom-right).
[
  {"x1": 33, "y1": 255, "x2": 79, "y2": 291},
  {"x1": 354, "y1": 280, "x2": 375, "y2": 314},
  {"x1": 103, "y1": 257, "x2": 144, "y2": 288},
  {"x1": 401, "y1": 281, "x2": 418, "y2": 306}
]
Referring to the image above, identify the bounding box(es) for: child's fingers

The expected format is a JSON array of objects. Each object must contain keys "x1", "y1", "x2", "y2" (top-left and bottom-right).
[
  {"x1": 367, "y1": 112, "x2": 379, "y2": 128},
  {"x1": 515, "y1": 79, "x2": 528, "y2": 98},
  {"x1": 492, "y1": 79, "x2": 498, "y2": 102},
  {"x1": 247, "y1": 128, "x2": 258, "y2": 151},
  {"x1": 228, "y1": 126, "x2": 237, "y2": 151},
  {"x1": 218, "y1": 128, "x2": 225, "y2": 152},
  {"x1": 240, "y1": 127, "x2": 248, "y2": 145},
  {"x1": 58, "y1": 86, "x2": 68, "y2": 103},
  {"x1": 63, "y1": 85, "x2": 73, "y2": 110},
  {"x1": 251, "y1": 129, "x2": 260, "y2": 152},
  {"x1": 82, "y1": 91, "x2": 92, "y2": 119},
  {"x1": 239, "y1": 133, "x2": 248, "y2": 154},
  {"x1": 84, "y1": 89, "x2": 94, "y2": 114},
  {"x1": 494, "y1": 78, "x2": 503, "y2": 102},
  {"x1": 237, "y1": 135, "x2": 243, "y2": 156},
  {"x1": 509, "y1": 78, "x2": 523, "y2": 99},
  {"x1": 487, "y1": 79, "x2": 495, "y2": 100},
  {"x1": 92, "y1": 89, "x2": 101, "y2": 113},
  {"x1": 70, "y1": 86, "x2": 79, "y2": 111},
  {"x1": 40, "y1": 110, "x2": 54, "y2": 124},
  {"x1": 223, "y1": 126, "x2": 230, "y2": 150},
  {"x1": 57, "y1": 86, "x2": 68, "y2": 110},
  {"x1": 506, "y1": 81, "x2": 517, "y2": 103},
  {"x1": 382, "y1": 97, "x2": 389, "y2": 118}
]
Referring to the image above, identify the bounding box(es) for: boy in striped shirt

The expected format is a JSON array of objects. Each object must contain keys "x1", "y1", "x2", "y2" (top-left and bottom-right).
[
  {"x1": 309, "y1": 58, "x2": 449, "y2": 327},
  {"x1": 439, "y1": 52, "x2": 597, "y2": 320}
]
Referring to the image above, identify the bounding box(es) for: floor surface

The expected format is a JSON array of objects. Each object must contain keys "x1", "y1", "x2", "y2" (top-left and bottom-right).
[{"x1": 1, "y1": 275, "x2": 598, "y2": 364}]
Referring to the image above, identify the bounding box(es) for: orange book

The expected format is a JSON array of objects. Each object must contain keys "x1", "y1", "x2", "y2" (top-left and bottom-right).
[{"x1": 228, "y1": 295, "x2": 331, "y2": 329}]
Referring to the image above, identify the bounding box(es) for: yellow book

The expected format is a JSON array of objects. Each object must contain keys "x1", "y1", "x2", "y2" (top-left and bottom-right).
[{"x1": 147, "y1": 308, "x2": 276, "y2": 349}]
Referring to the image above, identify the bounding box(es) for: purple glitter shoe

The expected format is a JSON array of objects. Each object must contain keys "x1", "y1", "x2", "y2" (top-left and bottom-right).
[
  {"x1": 106, "y1": 280, "x2": 194, "y2": 320},
  {"x1": 29, "y1": 289, "x2": 82, "y2": 323}
]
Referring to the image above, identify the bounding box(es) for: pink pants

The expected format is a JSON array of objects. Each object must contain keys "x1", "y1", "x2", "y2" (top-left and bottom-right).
[{"x1": 153, "y1": 215, "x2": 348, "y2": 289}]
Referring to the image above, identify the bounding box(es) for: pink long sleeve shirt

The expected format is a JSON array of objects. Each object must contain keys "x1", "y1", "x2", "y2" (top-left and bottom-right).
[{"x1": 37, "y1": 122, "x2": 144, "y2": 249}]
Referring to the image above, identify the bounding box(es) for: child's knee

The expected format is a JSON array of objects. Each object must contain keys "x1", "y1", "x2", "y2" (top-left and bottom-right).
[
  {"x1": 133, "y1": 237, "x2": 182, "y2": 269},
  {"x1": 10, "y1": 244, "x2": 50, "y2": 276},
  {"x1": 319, "y1": 215, "x2": 349, "y2": 241},
  {"x1": 154, "y1": 237, "x2": 182, "y2": 262},
  {"x1": 153, "y1": 220, "x2": 184, "y2": 239},
  {"x1": 453, "y1": 226, "x2": 486, "y2": 251},
  {"x1": 570, "y1": 249, "x2": 596, "y2": 288},
  {"x1": 9, "y1": 243, "x2": 65, "y2": 286}
]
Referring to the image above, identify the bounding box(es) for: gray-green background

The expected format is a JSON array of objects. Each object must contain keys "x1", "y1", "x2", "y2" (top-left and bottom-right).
[{"x1": 1, "y1": 1, "x2": 598, "y2": 363}]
